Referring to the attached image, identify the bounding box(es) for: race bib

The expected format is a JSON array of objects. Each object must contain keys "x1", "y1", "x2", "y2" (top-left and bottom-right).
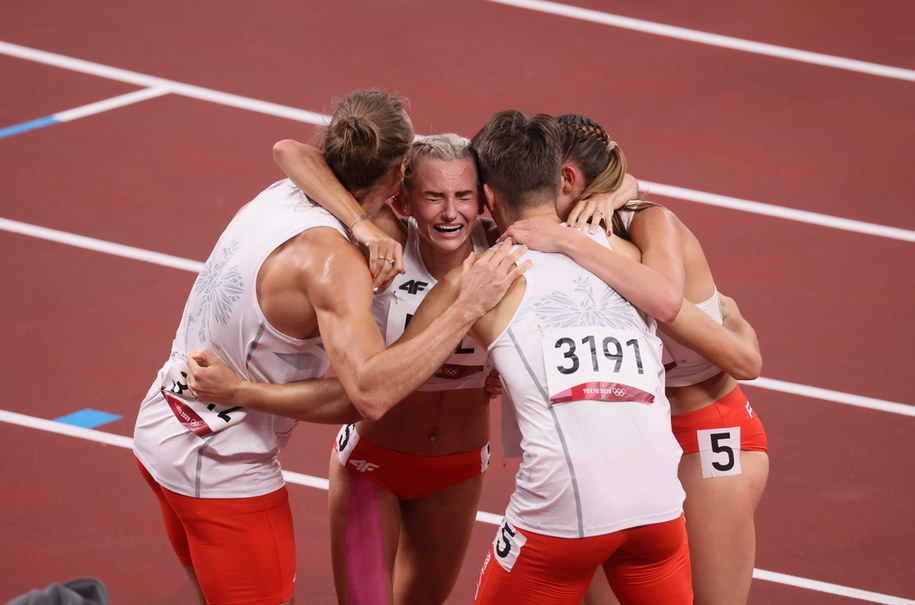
[
  {"x1": 160, "y1": 361, "x2": 246, "y2": 438},
  {"x1": 697, "y1": 427, "x2": 743, "y2": 478},
  {"x1": 492, "y1": 520, "x2": 527, "y2": 572},
  {"x1": 387, "y1": 297, "x2": 486, "y2": 378},
  {"x1": 541, "y1": 326, "x2": 659, "y2": 405}
]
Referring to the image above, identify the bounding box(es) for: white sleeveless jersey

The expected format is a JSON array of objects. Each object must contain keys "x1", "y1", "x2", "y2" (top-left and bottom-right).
[
  {"x1": 660, "y1": 291, "x2": 724, "y2": 386},
  {"x1": 618, "y1": 204, "x2": 724, "y2": 387},
  {"x1": 489, "y1": 230, "x2": 684, "y2": 538},
  {"x1": 371, "y1": 216, "x2": 492, "y2": 391},
  {"x1": 133, "y1": 179, "x2": 347, "y2": 498}
]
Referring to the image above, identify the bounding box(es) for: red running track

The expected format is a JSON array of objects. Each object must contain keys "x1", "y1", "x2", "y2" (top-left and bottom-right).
[{"x1": 1, "y1": 1, "x2": 913, "y2": 603}]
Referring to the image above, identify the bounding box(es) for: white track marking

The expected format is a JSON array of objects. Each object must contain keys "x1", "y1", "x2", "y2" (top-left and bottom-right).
[
  {"x1": 1, "y1": 40, "x2": 913, "y2": 241},
  {"x1": 486, "y1": 0, "x2": 915, "y2": 82},
  {"x1": 1, "y1": 408, "x2": 912, "y2": 604}
]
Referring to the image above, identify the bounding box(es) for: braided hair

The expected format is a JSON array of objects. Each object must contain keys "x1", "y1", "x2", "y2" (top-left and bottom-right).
[{"x1": 557, "y1": 113, "x2": 644, "y2": 237}]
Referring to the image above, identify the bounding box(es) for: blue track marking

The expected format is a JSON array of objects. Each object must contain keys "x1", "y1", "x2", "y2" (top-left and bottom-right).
[
  {"x1": 54, "y1": 408, "x2": 122, "y2": 429},
  {"x1": 0, "y1": 115, "x2": 60, "y2": 138}
]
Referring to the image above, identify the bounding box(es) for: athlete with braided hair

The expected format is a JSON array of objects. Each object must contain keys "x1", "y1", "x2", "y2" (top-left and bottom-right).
[
  {"x1": 503, "y1": 113, "x2": 767, "y2": 605},
  {"x1": 460, "y1": 109, "x2": 692, "y2": 603}
]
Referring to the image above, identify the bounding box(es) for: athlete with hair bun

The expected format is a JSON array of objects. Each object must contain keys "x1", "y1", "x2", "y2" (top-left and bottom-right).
[
  {"x1": 133, "y1": 90, "x2": 525, "y2": 605},
  {"x1": 190, "y1": 132, "x2": 532, "y2": 604}
]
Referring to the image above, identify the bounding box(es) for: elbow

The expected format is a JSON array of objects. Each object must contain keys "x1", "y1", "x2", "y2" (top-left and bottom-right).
[
  {"x1": 358, "y1": 406, "x2": 386, "y2": 423},
  {"x1": 272, "y1": 139, "x2": 296, "y2": 165},
  {"x1": 731, "y1": 352, "x2": 763, "y2": 381},
  {"x1": 655, "y1": 293, "x2": 683, "y2": 324},
  {"x1": 349, "y1": 392, "x2": 393, "y2": 422}
]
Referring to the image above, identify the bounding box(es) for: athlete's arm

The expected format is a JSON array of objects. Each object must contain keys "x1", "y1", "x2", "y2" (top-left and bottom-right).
[
  {"x1": 628, "y1": 207, "x2": 762, "y2": 379},
  {"x1": 658, "y1": 295, "x2": 762, "y2": 380},
  {"x1": 500, "y1": 216, "x2": 681, "y2": 322},
  {"x1": 626, "y1": 205, "x2": 688, "y2": 298},
  {"x1": 306, "y1": 232, "x2": 529, "y2": 419},
  {"x1": 187, "y1": 350, "x2": 362, "y2": 424},
  {"x1": 273, "y1": 139, "x2": 403, "y2": 286},
  {"x1": 402, "y1": 253, "x2": 526, "y2": 351}
]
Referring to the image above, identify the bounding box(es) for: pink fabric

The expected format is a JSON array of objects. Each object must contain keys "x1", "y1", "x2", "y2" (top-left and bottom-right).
[{"x1": 343, "y1": 473, "x2": 389, "y2": 604}]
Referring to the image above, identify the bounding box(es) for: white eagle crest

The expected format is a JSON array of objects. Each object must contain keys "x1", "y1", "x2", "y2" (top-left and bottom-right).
[
  {"x1": 533, "y1": 276, "x2": 632, "y2": 328},
  {"x1": 190, "y1": 240, "x2": 245, "y2": 341}
]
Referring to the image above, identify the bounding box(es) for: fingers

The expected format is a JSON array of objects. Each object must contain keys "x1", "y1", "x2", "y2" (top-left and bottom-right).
[
  {"x1": 567, "y1": 197, "x2": 616, "y2": 234},
  {"x1": 574, "y1": 203, "x2": 594, "y2": 232},
  {"x1": 369, "y1": 245, "x2": 402, "y2": 292},
  {"x1": 190, "y1": 349, "x2": 215, "y2": 368},
  {"x1": 498, "y1": 225, "x2": 516, "y2": 244},
  {"x1": 502, "y1": 242, "x2": 529, "y2": 271},
  {"x1": 565, "y1": 203, "x2": 583, "y2": 229},
  {"x1": 477, "y1": 238, "x2": 529, "y2": 269},
  {"x1": 505, "y1": 257, "x2": 533, "y2": 283},
  {"x1": 353, "y1": 220, "x2": 403, "y2": 293},
  {"x1": 474, "y1": 239, "x2": 531, "y2": 287}
]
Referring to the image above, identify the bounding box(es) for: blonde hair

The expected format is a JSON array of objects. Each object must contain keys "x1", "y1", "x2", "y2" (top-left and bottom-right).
[{"x1": 401, "y1": 133, "x2": 475, "y2": 193}]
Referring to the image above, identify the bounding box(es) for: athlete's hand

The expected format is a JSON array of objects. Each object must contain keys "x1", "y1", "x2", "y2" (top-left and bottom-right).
[
  {"x1": 351, "y1": 218, "x2": 404, "y2": 292},
  {"x1": 566, "y1": 195, "x2": 614, "y2": 234},
  {"x1": 187, "y1": 350, "x2": 246, "y2": 406},
  {"x1": 483, "y1": 369, "x2": 503, "y2": 399},
  {"x1": 500, "y1": 217, "x2": 573, "y2": 254},
  {"x1": 457, "y1": 238, "x2": 531, "y2": 316},
  {"x1": 566, "y1": 173, "x2": 640, "y2": 234},
  {"x1": 718, "y1": 292, "x2": 745, "y2": 328}
]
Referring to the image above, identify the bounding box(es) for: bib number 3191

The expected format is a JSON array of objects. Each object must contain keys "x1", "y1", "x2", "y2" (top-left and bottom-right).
[{"x1": 540, "y1": 326, "x2": 659, "y2": 405}]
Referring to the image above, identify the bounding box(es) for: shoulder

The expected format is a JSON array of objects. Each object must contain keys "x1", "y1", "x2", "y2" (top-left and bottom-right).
[
  {"x1": 628, "y1": 204, "x2": 684, "y2": 246},
  {"x1": 282, "y1": 227, "x2": 366, "y2": 275}
]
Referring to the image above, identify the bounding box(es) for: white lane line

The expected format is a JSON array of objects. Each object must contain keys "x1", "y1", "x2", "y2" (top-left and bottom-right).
[
  {"x1": 1, "y1": 215, "x2": 912, "y2": 416},
  {"x1": 1, "y1": 86, "x2": 173, "y2": 139},
  {"x1": 642, "y1": 181, "x2": 915, "y2": 243},
  {"x1": 0, "y1": 410, "x2": 134, "y2": 448},
  {"x1": 486, "y1": 0, "x2": 915, "y2": 82},
  {"x1": 54, "y1": 85, "x2": 172, "y2": 122},
  {"x1": 744, "y1": 378, "x2": 914, "y2": 416},
  {"x1": 0, "y1": 217, "x2": 205, "y2": 273},
  {"x1": 753, "y1": 569, "x2": 915, "y2": 605},
  {"x1": 1, "y1": 40, "x2": 912, "y2": 241},
  {"x1": 1, "y1": 408, "x2": 912, "y2": 604},
  {"x1": 0, "y1": 41, "x2": 331, "y2": 126}
]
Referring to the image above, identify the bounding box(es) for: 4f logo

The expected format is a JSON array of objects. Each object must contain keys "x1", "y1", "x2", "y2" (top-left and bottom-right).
[
  {"x1": 349, "y1": 459, "x2": 379, "y2": 473},
  {"x1": 399, "y1": 280, "x2": 429, "y2": 295}
]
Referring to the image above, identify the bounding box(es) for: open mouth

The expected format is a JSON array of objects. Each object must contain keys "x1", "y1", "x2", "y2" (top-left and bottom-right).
[{"x1": 435, "y1": 224, "x2": 464, "y2": 234}]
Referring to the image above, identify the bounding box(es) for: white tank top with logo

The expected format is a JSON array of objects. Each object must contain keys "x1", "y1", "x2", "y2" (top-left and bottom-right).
[
  {"x1": 371, "y1": 216, "x2": 492, "y2": 391},
  {"x1": 133, "y1": 179, "x2": 348, "y2": 498},
  {"x1": 489, "y1": 229, "x2": 684, "y2": 538}
]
